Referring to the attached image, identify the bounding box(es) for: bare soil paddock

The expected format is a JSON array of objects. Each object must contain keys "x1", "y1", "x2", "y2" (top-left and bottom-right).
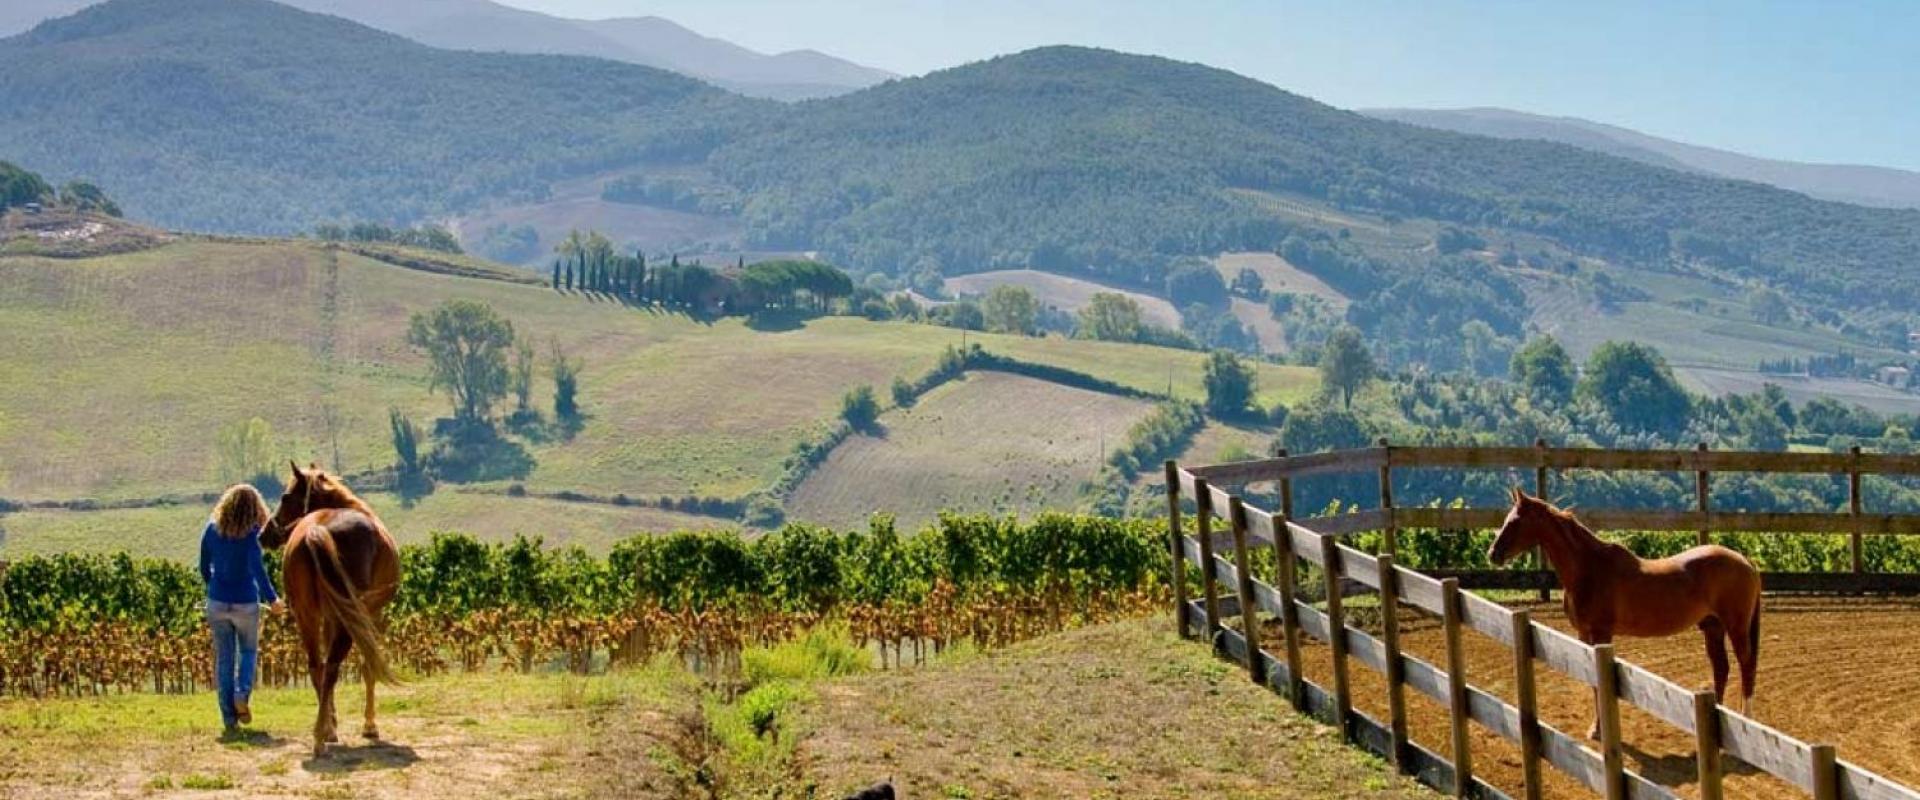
[{"x1": 1283, "y1": 595, "x2": 1920, "y2": 799}]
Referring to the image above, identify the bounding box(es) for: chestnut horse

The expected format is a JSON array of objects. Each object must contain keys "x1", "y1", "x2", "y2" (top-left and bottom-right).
[
  {"x1": 1489, "y1": 489, "x2": 1762, "y2": 736},
  {"x1": 262, "y1": 463, "x2": 401, "y2": 756}
]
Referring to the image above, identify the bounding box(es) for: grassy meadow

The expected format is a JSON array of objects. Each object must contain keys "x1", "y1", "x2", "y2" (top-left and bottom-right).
[
  {"x1": 0, "y1": 490, "x2": 734, "y2": 562},
  {"x1": 786, "y1": 372, "x2": 1159, "y2": 531},
  {"x1": 0, "y1": 238, "x2": 1319, "y2": 560}
]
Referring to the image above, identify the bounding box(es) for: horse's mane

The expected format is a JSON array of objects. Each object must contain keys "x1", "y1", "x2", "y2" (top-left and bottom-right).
[{"x1": 308, "y1": 470, "x2": 376, "y2": 517}]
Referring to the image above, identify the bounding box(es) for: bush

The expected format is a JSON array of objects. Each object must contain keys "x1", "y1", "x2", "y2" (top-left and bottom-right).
[{"x1": 840, "y1": 385, "x2": 880, "y2": 432}]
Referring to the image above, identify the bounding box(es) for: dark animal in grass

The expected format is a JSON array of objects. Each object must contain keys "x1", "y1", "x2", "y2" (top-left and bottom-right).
[{"x1": 841, "y1": 782, "x2": 895, "y2": 800}]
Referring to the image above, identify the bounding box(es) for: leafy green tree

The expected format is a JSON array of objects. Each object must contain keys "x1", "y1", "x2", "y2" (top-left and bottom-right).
[
  {"x1": 1279, "y1": 403, "x2": 1371, "y2": 454},
  {"x1": 406, "y1": 300, "x2": 516, "y2": 423},
  {"x1": 1578, "y1": 341, "x2": 1692, "y2": 437},
  {"x1": 1510, "y1": 335, "x2": 1577, "y2": 405},
  {"x1": 1736, "y1": 405, "x2": 1789, "y2": 451},
  {"x1": 1319, "y1": 326, "x2": 1376, "y2": 409},
  {"x1": 56, "y1": 181, "x2": 121, "y2": 217},
  {"x1": 1166, "y1": 261, "x2": 1229, "y2": 309},
  {"x1": 510, "y1": 337, "x2": 536, "y2": 414},
  {"x1": 1201, "y1": 349, "x2": 1257, "y2": 419},
  {"x1": 214, "y1": 417, "x2": 277, "y2": 489},
  {"x1": 841, "y1": 385, "x2": 880, "y2": 432},
  {"x1": 1076, "y1": 292, "x2": 1143, "y2": 342},
  {"x1": 982, "y1": 285, "x2": 1041, "y2": 335},
  {"x1": 1231, "y1": 267, "x2": 1265, "y2": 298},
  {"x1": 388, "y1": 408, "x2": 422, "y2": 475},
  {"x1": 549, "y1": 341, "x2": 582, "y2": 422},
  {"x1": 932, "y1": 300, "x2": 985, "y2": 330},
  {"x1": 0, "y1": 161, "x2": 52, "y2": 210},
  {"x1": 1749, "y1": 286, "x2": 1791, "y2": 325}
]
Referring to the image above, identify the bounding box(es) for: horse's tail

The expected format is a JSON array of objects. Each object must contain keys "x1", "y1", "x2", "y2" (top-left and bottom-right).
[{"x1": 306, "y1": 525, "x2": 399, "y2": 686}]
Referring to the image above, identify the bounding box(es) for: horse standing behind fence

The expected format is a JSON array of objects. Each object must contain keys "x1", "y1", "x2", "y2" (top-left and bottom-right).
[
  {"x1": 262, "y1": 463, "x2": 401, "y2": 757},
  {"x1": 1489, "y1": 488, "x2": 1762, "y2": 736}
]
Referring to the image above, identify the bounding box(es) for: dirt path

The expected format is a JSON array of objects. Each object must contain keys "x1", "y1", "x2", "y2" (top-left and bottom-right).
[
  {"x1": 0, "y1": 669, "x2": 683, "y2": 799},
  {"x1": 1288, "y1": 595, "x2": 1920, "y2": 799}
]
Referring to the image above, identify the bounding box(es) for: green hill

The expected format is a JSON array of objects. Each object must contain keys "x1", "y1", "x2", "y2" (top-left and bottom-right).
[
  {"x1": 7, "y1": 4, "x2": 1920, "y2": 320},
  {"x1": 0, "y1": 0, "x2": 757, "y2": 233},
  {"x1": 0, "y1": 237, "x2": 1315, "y2": 556}
]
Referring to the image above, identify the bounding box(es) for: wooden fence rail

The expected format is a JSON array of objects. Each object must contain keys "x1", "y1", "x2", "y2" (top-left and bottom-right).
[
  {"x1": 1177, "y1": 441, "x2": 1920, "y2": 589},
  {"x1": 1167, "y1": 449, "x2": 1920, "y2": 800}
]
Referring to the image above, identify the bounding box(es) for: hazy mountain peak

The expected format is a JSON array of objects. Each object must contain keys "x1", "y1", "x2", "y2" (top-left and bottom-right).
[
  {"x1": 1365, "y1": 106, "x2": 1920, "y2": 209},
  {"x1": 0, "y1": 0, "x2": 894, "y2": 101}
]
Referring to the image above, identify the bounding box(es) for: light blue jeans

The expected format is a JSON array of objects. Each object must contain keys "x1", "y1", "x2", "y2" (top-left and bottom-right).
[{"x1": 206, "y1": 600, "x2": 261, "y2": 729}]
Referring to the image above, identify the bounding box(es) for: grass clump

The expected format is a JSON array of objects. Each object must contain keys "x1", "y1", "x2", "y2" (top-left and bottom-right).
[{"x1": 741, "y1": 626, "x2": 869, "y2": 686}]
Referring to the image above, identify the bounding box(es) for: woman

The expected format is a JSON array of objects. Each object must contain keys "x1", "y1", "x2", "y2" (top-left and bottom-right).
[{"x1": 199, "y1": 484, "x2": 285, "y2": 732}]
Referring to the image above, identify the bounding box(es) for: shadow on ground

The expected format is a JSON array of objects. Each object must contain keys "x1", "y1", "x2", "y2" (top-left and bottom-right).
[{"x1": 301, "y1": 741, "x2": 420, "y2": 774}]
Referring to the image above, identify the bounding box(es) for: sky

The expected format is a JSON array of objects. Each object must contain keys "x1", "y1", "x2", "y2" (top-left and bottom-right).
[{"x1": 494, "y1": 0, "x2": 1920, "y2": 171}]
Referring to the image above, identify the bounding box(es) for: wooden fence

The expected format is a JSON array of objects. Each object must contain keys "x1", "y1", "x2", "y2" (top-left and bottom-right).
[
  {"x1": 1189, "y1": 439, "x2": 1920, "y2": 594},
  {"x1": 1165, "y1": 445, "x2": 1920, "y2": 800}
]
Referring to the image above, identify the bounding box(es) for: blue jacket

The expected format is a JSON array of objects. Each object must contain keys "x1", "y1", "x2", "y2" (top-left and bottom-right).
[{"x1": 199, "y1": 523, "x2": 279, "y2": 605}]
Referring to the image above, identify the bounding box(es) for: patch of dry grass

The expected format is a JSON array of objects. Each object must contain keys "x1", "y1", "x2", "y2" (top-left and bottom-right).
[{"x1": 797, "y1": 617, "x2": 1430, "y2": 800}]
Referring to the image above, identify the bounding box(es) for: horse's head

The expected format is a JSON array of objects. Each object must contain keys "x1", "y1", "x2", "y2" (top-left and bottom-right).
[
  {"x1": 1489, "y1": 487, "x2": 1559, "y2": 564},
  {"x1": 262, "y1": 461, "x2": 356, "y2": 549}
]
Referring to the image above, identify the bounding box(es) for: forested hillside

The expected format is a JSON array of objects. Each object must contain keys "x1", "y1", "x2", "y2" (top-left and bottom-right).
[
  {"x1": 6, "y1": 2, "x2": 1920, "y2": 319},
  {"x1": 0, "y1": 0, "x2": 760, "y2": 232},
  {"x1": 715, "y1": 47, "x2": 1920, "y2": 313}
]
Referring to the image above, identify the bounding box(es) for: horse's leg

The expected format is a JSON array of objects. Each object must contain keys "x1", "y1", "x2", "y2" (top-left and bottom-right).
[
  {"x1": 1699, "y1": 617, "x2": 1729, "y2": 701},
  {"x1": 320, "y1": 628, "x2": 352, "y2": 745},
  {"x1": 297, "y1": 604, "x2": 330, "y2": 757},
  {"x1": 362, "y1": 677, "x2": 380, "y2": 740},
  {"x1": 1725, "y1": 603, "x2": 1758, "y2": 715},
  {"x1": 1583, "y1": 629, "x2": 1613, "y2": 740}
]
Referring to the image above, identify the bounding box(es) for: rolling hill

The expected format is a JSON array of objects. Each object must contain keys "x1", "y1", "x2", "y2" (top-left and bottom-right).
[
  {"x1": 1364, "y1": 107, "x2": 1920, "y2": 210},
  {"x1": 0, "y1": 0, "x2": 895, "y2": 100},
  {"x1": 0, "y1": 233, "x2": 1317, "y2": 557},
  {"x1": 0, "y1": 0, "x2": 760, "y2": 233},
  {"x1": 6, "y1": 0, "x2": 1919, "y2": 385}
]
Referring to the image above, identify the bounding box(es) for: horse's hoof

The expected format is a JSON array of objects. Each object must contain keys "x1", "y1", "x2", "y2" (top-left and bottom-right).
[
  {"x1": 326, "y1": 732, "x2": 341, "y2": 744},
  {"x1": 362, "y1": 727, "x2": 380, "y2": 741},
  {"x1": 313, "y1": 744, "x2": 329, "y2": 759},
  {"x1": 1586, "y1": 726, "x2": 1600, "y2": 741}
]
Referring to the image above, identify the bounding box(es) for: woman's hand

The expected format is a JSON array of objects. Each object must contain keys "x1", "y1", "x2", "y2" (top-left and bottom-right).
[{"x1": 270, "y1": 599, "x2": 286, "y2": 615}]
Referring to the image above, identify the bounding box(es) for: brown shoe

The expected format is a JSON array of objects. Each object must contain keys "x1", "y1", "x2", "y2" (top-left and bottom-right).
[{"x1": 235, "y1": 700, "x2": 252, "y2": 725}]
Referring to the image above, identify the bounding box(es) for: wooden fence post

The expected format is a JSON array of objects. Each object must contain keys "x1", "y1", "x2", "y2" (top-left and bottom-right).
[
  {"x1": 1512, "y1": 610, "x2": 1543, "y2": 800},
  {"x1": 1594, "y1": 644, "x2": 1626, "y2": 800},
  {"x1": 1441, "y1": 578, "x2": 1474, "y2": 797},
  {"x1": 1692, "y1": 689, "x2": 1723, "y2": 800},
  {"x1": 1229, "y1": 497, "x2": 1263, "y2": 682},
  {"x1": 1378, "y1": 437, "x2": 1397, "y2": 556},
  {"x1": 1378, "y1": 553, "x2": 1410, "y2": 771},
  {"x1": 1195, "y1": 478, "x2": 1222, "y2": 641},
  {"x1": 1850, "y1": 445, "x2": 1865, "y2": 574},
  {"x1": 1272, "y1": 450, "x2": 1306, "y2": 710},
  {"x1": 1321, "y1": 534, "x2": 1351, "y2": 736},
  {"x1": 1165, "y1": 461, "x2": 1190, "y2": 638},
  {"x1": 1696, "y1": 442, "x2": 1712, "y2": 547},
  {"x1": 1811, "y1": 743, "x2": 1839, "y2": 800},
  {"x1": 1535, "y1": 438, "x2": 1551, "y2": 602}
]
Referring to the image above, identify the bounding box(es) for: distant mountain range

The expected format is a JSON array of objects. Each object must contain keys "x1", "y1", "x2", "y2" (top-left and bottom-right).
[
  {"x1": 6, "y1": 0, "x2": 1920, "y2": 321},
  {"x1": 0, "y1": 0, "x2": 896, "y2": 100},
  {"x1": 1364, "y1": 107, "x2": 1920, "y2": 210}
]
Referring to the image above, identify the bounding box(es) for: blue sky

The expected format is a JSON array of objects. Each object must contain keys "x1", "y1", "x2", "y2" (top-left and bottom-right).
[{"x1": 497, "y1": 0, "x2": 1920, "y2": 171}]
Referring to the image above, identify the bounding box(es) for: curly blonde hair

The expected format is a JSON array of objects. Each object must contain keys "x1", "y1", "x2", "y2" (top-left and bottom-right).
[{"x1": 213, "y1": 484, "x2": 270, "y2": 540}]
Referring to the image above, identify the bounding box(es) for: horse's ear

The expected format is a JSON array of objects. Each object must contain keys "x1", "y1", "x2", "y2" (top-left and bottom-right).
[
  {"x1": 1509, "y1": 486, "x2": 1523, "y2": 505},
  {"x1": 290, "y1": 460, "x2": 304, "y2": 480}
]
